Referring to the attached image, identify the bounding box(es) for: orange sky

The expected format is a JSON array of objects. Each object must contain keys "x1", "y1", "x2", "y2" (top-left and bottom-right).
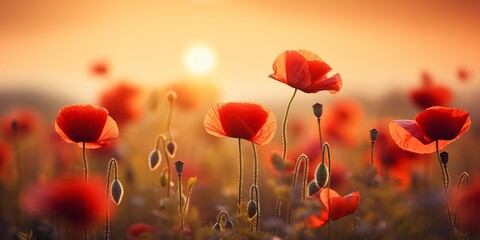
[{"x1": 1, "y1": 0, "x2": 479, "y2": 102}]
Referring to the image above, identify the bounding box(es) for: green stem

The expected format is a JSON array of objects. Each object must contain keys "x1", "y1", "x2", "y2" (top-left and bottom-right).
[
  {"x1": 435, "y1": 140, "x2": 453, "y2": 231},
  {"x1": 252, "y1": 142, "x2": 258, "y2": 186},
  {"x1": 453, "y1": 172, "x2": 469, "y2": 229},
  {"x1": 104, "y1": 159, "x2": 118, "y2": 240},
  {"x1": 167, "y1": 101, "x2": 174, "y2": 141},
  {"x1": 178, "y1": 173, "x2": 184, "y2": 235},
  {"x1": 238, "y1": 138, "x2": 243, "y2": 214},
  {"x1": 287, "y1": 154, "x2": 309, "y2": 225},
  {"x1": 156, "y1": 134, "x2": 171, "y2": 198},
  {"x1": 322, "y1": 143, "x2": 332, "y2": 240},
  {"x1": 370, "y1": 141, "x2": 374, "y2": 168},
  {"x1": 316, "y1": 117, "x2": 323, "y2": 153},
  {"x1": 250, "y1": 185, "x2": 260, "y2": 233},
  {"x1": 83, "y1": 142, "x2": 88, "y2": 184},
  {"x1": 273, "y1": 88, "x2": 297, "y2": 237}
]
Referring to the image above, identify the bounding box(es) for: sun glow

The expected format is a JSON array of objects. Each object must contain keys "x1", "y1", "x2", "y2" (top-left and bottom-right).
[{"x1": 185, "y1": 46, "x2": 215, "y2": 75}]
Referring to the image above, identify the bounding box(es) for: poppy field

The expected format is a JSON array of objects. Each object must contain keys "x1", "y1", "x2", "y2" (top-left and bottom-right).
[{"x1": 1, "y1": 1, "x2": 480, "y2": 240}]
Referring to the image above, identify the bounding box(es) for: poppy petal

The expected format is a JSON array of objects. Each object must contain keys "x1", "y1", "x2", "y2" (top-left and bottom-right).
[
  {"x1": 307, "y1": 59, "x2": 332, "y2": 83},
  {"x1": 415, "y1": 106, "x2": 470, "y2": 141},
  {"x1": 251, "y1": 108, "x2": 276, "y2": 145},
  {"x1": 82, "y1": 116, "x2": 119, "y2": 149},
  {"x1": 269, "y1": 50, "x2": 311, "y2": 89},
  {"x1": 304, "y1": 73, "x2": 342, "y2": 94},
  {"x1": 204, "y1": 104, "x2": 227, "y2": 138},
  {"x1": 389, "y1": 120, "x2": 450, "y2": 153}
]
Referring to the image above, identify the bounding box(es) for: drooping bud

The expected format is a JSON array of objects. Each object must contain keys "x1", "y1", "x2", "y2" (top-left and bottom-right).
[
  {"x1": 271, "y1": 152, "x2": 284, "y2": 172},
  {"x1": 212, "y1": 222, "x2": 222, "y2": 231},
  {"x1": 312, "y1": 103, "x2": 323, "y2": 118},
  {"x1": 308, "y1": 180, "x2": 321, "y2": 196},
  {"x1": 247, "y1": 200, "x2": 258, "y2": 220},
  {"x1": 166, "y1": 141, "x2": 177, "y2": 158},
  {"x1": 314, "y1": 163, "x2": 329, "y2": 189},
  {"x1": 165, "y1": 90, "x2": 177, "y2": 103},
  {"x1": 148, "y1": 150, "x2": 161, "y2": 171},
  {"x1": 110, "y1": 180, "x2": 124, "y2": 205},
  {"x1": 160, "y1": 169, "x2": 168, "y2": 187},
  {"x1": 224, "y1": 219, "x2": 235, "y2": 229},
  {"x1": 440, "y1": 151, "x2": 449, "y2": 165},
  {"x1": 370, "y1": 128, "x2": 379, "y2": 142},
  {"x1": 175, "y1": 161, "x2": 184, "y2": 174}
]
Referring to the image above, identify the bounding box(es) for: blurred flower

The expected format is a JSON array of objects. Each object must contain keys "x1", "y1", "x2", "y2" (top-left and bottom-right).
[
  {"x1": 90, "y1": 60, "x2": 109, "y2": 77},
  {"x1": 306, "y1": 188, "x2": 360, "y2": 228},
  {"x1": 455, "y1": 177, "x2": 480, "y2": 234},
  {"x1": 322, "y1": 98, "x2": 365, "y2": 147},
  {"x1": 128, "y1": 223, "x2": 156, "y2": 240},
  {"x1": 409, "y1": 72, "x2": 452, "y2": 109},
  {"x1": 269, "y1": 50, "x2": 342, "y2": 93},
  {"x1": 99, "y1": 82, "x2": 143, "y2": 128},
  {"x1": 164, "y1": 80, "x2": 219, "y2": 111},
  {"x1": 389, "y1": 106, "x2": 470, "y2": 153},
  {"x1": 55, "y1": 104, "x2": 119, "y2": 149},
  {"x1": 204, "y1": 102, "x2": 276, "y2": 145},
  {"x1": 1, "y1": 108, "x2": 41, "y2": 137},
  {"x1": 457, "y1": 68, "x2": 470, "y2": 82},
  {"x1": 20, "y1": 178, "x2": 106, "y2": 228},
  {"x1": 0, "y1": 140, "x2": 12, "y2": 180}
]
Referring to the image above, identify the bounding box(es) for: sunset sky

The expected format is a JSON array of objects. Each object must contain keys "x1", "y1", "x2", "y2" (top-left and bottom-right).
[{"x1": 1, "y1": 0, "x2": 479, "y2": 102}]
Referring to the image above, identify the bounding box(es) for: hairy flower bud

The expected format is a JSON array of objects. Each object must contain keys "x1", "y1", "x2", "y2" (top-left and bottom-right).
[
  {"x1": 308, "y1": 180, "x2": 321, "y2": 196},
  {"x1": 315, "y1": 163, "x2": 329, "y2": 189},
  {"x1": 224, "y1": 219, "x2": 235, "y2": 229},
  {"x1": 165, "y1": 90, "x2": 177, "y2": 103},
  {"x1": 148, "y1": 150, "x2": 161, "y2": 171},
  {"x1": 312, "y1": 103, "x2": 323, "y2": 118},
  {"x1": 175, "y1": 161, "x2": 184, "y2": 174},
  {"x1": 166, "y1": 141, "x2": 177, "y2": 158},
  {"x1": 111, "y1": 180, "x2": 124, "y2": 205},
  {"x1": 440, "y1": 151, "x2": 449, "y2": 165},
  {"x1": 247, "y1": 200, "x2": 258, "y2": 220},
  {"x1": 212, "y1": 222, "x2": 222, "y2": 231},
  {"x1": 370, "y1": 128, "x2": 379, "y2": 142}
]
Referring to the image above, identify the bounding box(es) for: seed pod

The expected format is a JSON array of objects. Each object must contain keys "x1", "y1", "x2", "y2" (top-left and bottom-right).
[
  {"x1": 212, "y1": 222, "x2": 222, "y2": 231},
  {"x1": 440, "y1": 151, "x2": 449, "y2": 165},
  {"x1": 224, "y1": 219, "x2": 235, "y2": 229},
  {"x1": 148, "y1": 150, "x2": 161, "y2": 171},
  {"x1": 308, "y1": 180, "x2": 321, "y2": 196},
  {"x1": 315, "y1": 163, "x2": 329, "y2": 189},
  {"x1": 165, "y1": 90, "x2": 177, "y2": 102},
  {"x1": 247, "y1": 200, "x2": 258, "y2": 220},
  {"x1": 312, "y1": 103, "x2": 323, "y2": 118},
  {"x1": 166, "y1": 141, "x2": 177, "y2": 158},
  {"x1": 110, "y1": 180, "x2": 124, "y2": 205},
  {"x1": 175, "y1": 161, "x2": 184, "y2": 174},
  {"x1": 370, "y1": 128, "x2": 379, "y2": 142}
]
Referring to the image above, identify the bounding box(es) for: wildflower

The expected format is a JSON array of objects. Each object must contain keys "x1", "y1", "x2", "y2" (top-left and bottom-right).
[
  {"x1": 409, "y1": 72, "x2": 452, "y2": 109},
  {"x1": 269, "y1": 50, "x2": 342, "y2": 93},
  {"x1": 127, "y1": 223, "x2": 156, "y2": 240},
  {"x1": 1, "y1": 108, "x2": 40, "y2": 137},
  {"x1": 389, "y1": 106, "x2": 470, "y2": 153},
  {"x1": 307, "y1": 188, "x2": 360, "y2": 228},
  {"x1": 55, "y1": 104, "x2": 119, "y2": 149},
  {"x1": 99, "y1": 82, "x2": 143, "y2": 128}
]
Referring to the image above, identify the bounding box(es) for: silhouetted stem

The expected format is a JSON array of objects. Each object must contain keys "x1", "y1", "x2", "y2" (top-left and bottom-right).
[
  {"x1": 252, "y1": 142, "x2": 258, "y2": 186},
  {"x1": 453, "y1": 172, "x2": 469, "y2": 228},
  {"x1": 322, "y1": 143, "x2": 332, "y2": 240},
  {"x1": 273, "y1": 88, "x2": 297, "y2": 237},
  {"x1": 104, "y1": 158, "x2": 118, "y2": 240},
  {"x1": 178, "y1": 173, "x2": 184, "y2": 235},
  {"x1": 287, "y1": 154, "x2": 309, "y2": 225},
  {"x1": 435, "y1": 140, "x2": 454, "y2": 231},
  {"x1": 155, "y1": 134, "x2": 171, "y2": 198},
  {"x1": 250, "y1": 185, "x2": 260, "y2": 233},
  {"x1": 316, "y1": 117, "x2": 323, "y2": 152},
  {"x1": 370, "y1": 141, "x2": 374, "y2": 168},
  {"x1": 83, "y1": 142, "x2": 88, "y2": 184},
  {"x1": 238, "y1": 138, "x2": 243, "y2": 214},
  {"x1": 167, "y1": 100, "x2": 174, "y2": 141}
]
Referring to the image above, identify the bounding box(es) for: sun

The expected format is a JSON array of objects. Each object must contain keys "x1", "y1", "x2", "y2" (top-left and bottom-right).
[{"x1": 185, "y1": 46, "x2": 215, "y2": 75}]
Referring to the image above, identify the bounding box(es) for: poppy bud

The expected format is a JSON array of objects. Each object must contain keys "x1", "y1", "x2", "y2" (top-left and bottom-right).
[
  {"x1": 370, "y1": 128, "x2": 379, "y2": 142},
  {"x1": 247, "y1": 200, "x2": 258, "y2": 220},
  {"x1": 271, "y1": 152, "x2": 284, "y2": 172},
  {"x1": 148, "y1": 150, "x2": 161, "y2": 171},
  {"x1": 212, "y1": 222, "x2": 222, "y2": 231},
  {"x1": 315, "y1": 163, "x2": 329, "y2": 189},
  {"x1": 166, "y1": 141, "x2": 177, "y2": 158},
  {"x1": 224, "y1": 219, "x2": 235, "y2": 229},
  {"x1": 308, "y1": 180, "x2": 321, "y2": 196},
  {"x1": 111, "y1": 180, "x2": 124, "y2": 205},
  {"x1": 160, "y1": 171, "x2": 167, "y2": 188},
  {"x1": 440, "y1": 151, "x2": 449, "y2": 165},
  {"x1": 165, "y1": 90, "x2": 177, "y2": 103},
  {"x1": 312, "y1": 103, "x2": 323, "y2": 118},
  {"x1": 175, "y1": 161, "x2": 184, "y2": 174}
]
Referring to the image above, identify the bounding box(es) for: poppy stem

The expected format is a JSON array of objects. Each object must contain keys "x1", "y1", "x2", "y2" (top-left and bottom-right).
[
  {"x1": 178, "y1": 172, "x2": 184, "y2": 235},
  {"x1": 252, "y1": 142, "x2": 258, "y2": 186},
  {"x1": 238, "y1": 138, "x2": 243, "y2": 214},
  {"x1": 156, "y1": 134, "x2": 171, "y2": 198},
  {"x1": 435, "y1": 140, "x2": 454, "y2": 231},
  {"x1": 273, "y1": 88, "x2": 298, "y2": 237},
  {"x1": 83, "y1": 142, "x2": 88, "y2": 184},
  {"x1": 453, "y1": 172, "x2": 469, "y2": 229},
  {"x1": 104, "y1": 158, "x2": 118, "y2": 240},
  {"x1": 249, "y1": 184, "x2": 260, "y2": 233},
  {"x1": 316, "y1": 117, "x2": 323, "y2": 157},
  {"x1": 167, "y1": 98, "x2": 174, "y2": 142},
  {"x1": 322, "y1": 143, "x2": 333, "y2": 240},
  {"x1": 287, "y1": 154, "x2": 309, "y2": 225}
]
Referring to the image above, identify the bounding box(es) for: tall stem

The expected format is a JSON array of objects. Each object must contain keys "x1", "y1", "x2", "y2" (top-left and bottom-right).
[
  {"x1": 287, "y1": 154, "x2": 309, "y2": 225},
  {"x1": 316, "y1": 117, "x2": 323, "y2": 151},
  {"x1": 104, "y1": 159, "x2": 118, "y2": 240},
  {"x1": 167, "y1": 101, "x2": 174, "y2": 141},
  {"x1": 156, "y1": 134, "x2": 171, "y2": 198},
  {"x1": 273, "y1": 88, "x2": 297, "y2": 236},
  {"x1": 252, "y1": 142, "x2": 258, "y2": 186},
  {"x1": 435, "y1": 140, "x2": 453, "y2": 231},
  {"x1": 83, "y1": 142, "x2": 88, "y2": 184},
  {"x1": 178, "y1": 173, "x2": 184, "y2": 235},
  {"x1": 370, "y1": 141, "x2": 374, "y2": 168},
  {"x1": 322, "y1": 143, "x2": 332, "y2": 240},
  {"x1": 250, "y1": 185, "x2": 260, "y2": 232},
  {"x1": 238, "y1": 138, "x2": 243, "y2": 214}
]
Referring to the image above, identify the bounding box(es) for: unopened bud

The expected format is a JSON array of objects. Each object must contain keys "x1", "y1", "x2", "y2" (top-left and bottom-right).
[
  {"x1": 148, "y1": 150, "x2": 161, "y2": 171},
  {"x1": 160, "y1": 170, "x2": 168, "y2": 187},
  {"x1": 224, "y1": 219, "x2": 235, "y2": 229},
  {"x1": 212, "y1": 222, "x2": 222, "y2": 231},
  {"x1": 175, "y1": 161, "x2": 184, "y2": 174},
  {"x1": 308, "y1": 180, "x2": 321, "y2": 196},
  {"x1": 271, "y1": 152, "x2": 284, "y2": 172},
  {"x1": 315, "y1": 163, "x2": 329, "y2": 189},
  {"x1": 312, "y1": 103, "x2": 323, "y2": 118},
  {"x1": 111, "y1": 180, "x2": 124, "y2": 205},
  {"x1": 370, "y1": 128, "x2": 379, "y2": 142},
  {"x1": 165, "y1": 90, "x2": 177, "y2": 103},
  {"x1": 166, "y1": 141, "x2": 177, "y2": 158},
  {"x1": 440, "y1": 151, "x2": 449, "y2": 165},
  {"x1": 247, "y1": 200, "x2": 258, "y2": 220}
]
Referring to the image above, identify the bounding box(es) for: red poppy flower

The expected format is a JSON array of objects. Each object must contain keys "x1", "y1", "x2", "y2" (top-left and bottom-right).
[
  {"x1": 457, "y1": 68, "x2": 470, "y2": 82},
  {"x1": 128, "y1": 223, "x2": 156, "y2": 239},
  {"x1": 268, "y1": 50, "x2": 342, "y2": 93},
  {"x1": 389, "y1": 106, "x2": 471, "y2": 154},
  {"x1": 409, "y1": 72, "x2": 452, "y2": 109},
  {"x1": 306, "y1": 188, "x2": 360, "y2": 228},
  {"x1": 99, "y1": 82, "x2": 143, "y2": 127},
  {"x1": 455, "y1": 177, "x2": 480, "y2": 234},
  {"x1": 1, "y1": 108, "x2": 41, "y2": 137},
  {"x1": 0, "y1": 140, "x2": 12, "y2": 180},
  {"x1": 90, "y1": 60, "x2": 109, "y2": 77},
  {"x1": 55, "y1": 104, "x2": 119, "y2": 149},
  {"x1": 204, "y1": 102, "x2": 276, "y2": 145},
  {"x1": 322, "y1": 98, "x2": 365, "y2": 147}
]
